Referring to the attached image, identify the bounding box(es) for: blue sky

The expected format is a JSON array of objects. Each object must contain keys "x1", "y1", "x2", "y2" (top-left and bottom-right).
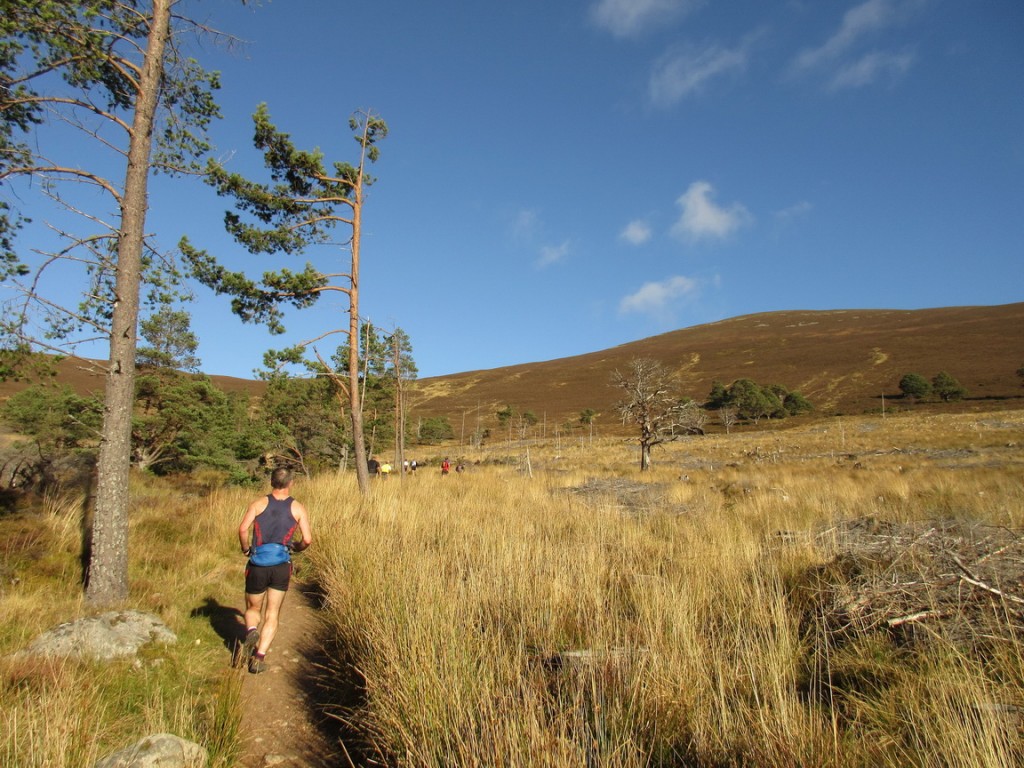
[{"x1": 8, "y1": 0, "x2": 1024, "y2": 379}]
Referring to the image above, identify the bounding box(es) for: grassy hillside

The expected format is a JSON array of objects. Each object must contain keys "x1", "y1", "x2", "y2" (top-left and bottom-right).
[{"x1": 412, "y1": 303, "x2": 1024, "y2": 429}]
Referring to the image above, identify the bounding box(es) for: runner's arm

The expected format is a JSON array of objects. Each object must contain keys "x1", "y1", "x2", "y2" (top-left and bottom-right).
[
  {"x1": 237, "y1": 499, "x2": 263, "y2": 554},
  {"x1": 291, "y1": 501, "x2": 312, "y2": 551}
]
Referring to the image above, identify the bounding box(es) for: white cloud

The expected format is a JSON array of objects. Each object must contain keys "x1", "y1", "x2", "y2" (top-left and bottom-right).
[
  {"x1": 590, "y1": 0, "x2": 705, "y2": 39},
  {"x1": 829, "y1": 49, "x2": 914, "y2": 89},
  {"x1": 795, "y1": 0, "x2": 894, "y2": 69},
  {"x1": 537, "y1": 240, "x2": 570, "y2": 268},
  {"x1": 620, "y1": 219, "x2": 652, "y2": 245},
  {"x1": 671, "y1": 181, "x2": 751, "y2": 241},
  {"x1": 792, "y1": 0, "x2": 918, "y2": 87},
  {"x1": 619, "y1": 275, "x2": 699, "y2": 316},
  {"x1": 775, "y1": 200, "x2": 813, "y2": 221},
  {"x1": 649, "y1": 43, "x2": 747, "y2": 107}
]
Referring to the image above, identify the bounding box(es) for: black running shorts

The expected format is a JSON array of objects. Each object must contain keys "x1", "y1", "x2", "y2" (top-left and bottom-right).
[{"x1": 245, "y1": 561, "x2": 292, "y2": 594}]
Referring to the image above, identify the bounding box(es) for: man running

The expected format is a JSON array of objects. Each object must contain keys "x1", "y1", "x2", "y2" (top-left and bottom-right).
[{"x1": 237, "y1": 467, "x2": 312, "y2": 673}]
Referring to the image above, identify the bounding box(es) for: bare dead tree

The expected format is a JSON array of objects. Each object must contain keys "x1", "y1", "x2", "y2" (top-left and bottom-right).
[{"x1": 612, "y1": 358, "x2": 703, "y2": 471}]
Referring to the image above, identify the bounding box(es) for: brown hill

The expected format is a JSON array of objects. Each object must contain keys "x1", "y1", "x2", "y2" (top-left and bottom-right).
[
  {"x1": 0, "y1": 357, "x2": 265, "y2": 402},
  {"x1": 3, "y1": 303, "x2": 1021, "y2": 434},
  {"x1": 411, "y1": 303, "x2": 1024, "y2": 431}
]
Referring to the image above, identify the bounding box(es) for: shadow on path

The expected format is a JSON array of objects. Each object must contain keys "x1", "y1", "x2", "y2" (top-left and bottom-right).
[
  {"x1": 290, "y1": 581, "x2": 376, "y2": 768},
  {"x1": 191, "y1": 596, "x2": 245, "y2": 655}
]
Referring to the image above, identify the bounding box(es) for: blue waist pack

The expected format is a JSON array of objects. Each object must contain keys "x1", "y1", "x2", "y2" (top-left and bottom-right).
[{"x1": 249, "y1": 542, "x2": 291, "y2": 567}]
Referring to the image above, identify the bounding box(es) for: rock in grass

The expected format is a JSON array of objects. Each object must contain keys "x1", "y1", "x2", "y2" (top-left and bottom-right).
[
  {"x1": 18, "y1": 610, "x2": 176, "y2": 661},
  {"x1": 93, "y1": 733, "x2": 206, "y2": 768}
]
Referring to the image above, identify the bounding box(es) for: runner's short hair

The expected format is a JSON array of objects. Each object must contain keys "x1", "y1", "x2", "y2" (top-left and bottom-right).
[{"x1": 270, "y1": 467, "x2": 293, "y2": 489}]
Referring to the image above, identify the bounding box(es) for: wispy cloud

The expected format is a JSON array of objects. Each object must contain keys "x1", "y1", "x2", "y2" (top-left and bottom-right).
[
  {"x1": 511, "y1": 208, "x2": 538, "y2": 240},
  {"x1": 830, "y1": 49, "x2": 914, "y2": 89},
  {"x1": 671, "y1": 181, "x2": 751, "y2": 241},
  {"x1": 620, "y1": 219, "x2": 652, "y2": 245},
  {"x1": 791, "y1": 0, "x2": 918, "y2": 89},
  {"x1": 775, "y1": 200, "x2": 813, "y2": 221},
  {"x1": 648, "y1": 42, "x2": 748, "y2": 106},
  {"x1": 590, "y1": 0, "x2": 705, "y2": 39},
  {"x1": 619, "y1": 275, "x2": 699, "y2": 317},
  {"x1": 537, "y1": 240, "x2": 570, "y2": 268}
]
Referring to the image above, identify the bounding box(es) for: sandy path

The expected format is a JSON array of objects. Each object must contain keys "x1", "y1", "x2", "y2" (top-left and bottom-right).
[{"x1": 237, "y1": 583, "x2": 350, "y2": 768}]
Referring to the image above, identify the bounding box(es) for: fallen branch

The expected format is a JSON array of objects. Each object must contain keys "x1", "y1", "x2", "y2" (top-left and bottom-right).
[
  {"x1": 887, "y1": 610, "x2": 943, "y2": 628},
  {"x1": 952, "y1": 554, "x2": 1024, "y2": 606}
]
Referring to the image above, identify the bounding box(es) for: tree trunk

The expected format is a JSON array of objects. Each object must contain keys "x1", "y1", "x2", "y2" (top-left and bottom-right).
[
  {"x1": 86, "y1": 0, "x2": 170, "y2": 606},
  {"x1": 393, "y1": 341, "x2": 405, "y2": 481},
  {"x1": 640, "y1": 442, "x2": 651, "y2": 471},
  {"x1": 349, "y1": 173, "x2": 369, "y2": 495}
]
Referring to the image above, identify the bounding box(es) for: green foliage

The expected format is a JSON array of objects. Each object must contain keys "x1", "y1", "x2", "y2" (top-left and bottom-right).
[
  {"x1": 180, "y1": 100, "x2": 388, "y2": 494},
  {"x1": 260, "y1": 376, "x2": 349, "y2": 472},
  {"x1": 931, "y1": 371, "x2": 967, "y2": 402},
  {"x1": 0, "y1": 0, "x2": 221, "y2": 335},
  {"x1": 578, "y1": 408, "x2": 597, "y2": 425},
  {"x1": 332, "y1": 322, "x2": 418, "y2": 385},
  {"x1": 728, "y1": 378, "x2": 776, "y2": 423},
  {"x1": 132, "y1": 372, "x2": 248, "y2": 475},
  {"x1": 706, "y1": 380, "x2": 729, "y2": 409},
  {"x1": 496, "y1": 405, "x2": 514, "y2": 427},
  {"x1": 137, "y1": 308, "x2": 201, "y2": 372},
  {"x1": 417, "y1": 416, "x2": 454, "y2": 445},
  {"x1": 704, "y1": 378, "x2": 812, "y2": 422},
  {"x1": 1, "y1": 383, "x2": 101, "y2": 454},
  {"x1": 0, "y1": 371, "x2": 352, "y2": 483},
  {"x1": 331, "y1": 322, "x2": 418, "y2": 454},
  {"x1": 783, "y1": 390, "x2": 814, "y2": 415},
  {"x1": 0, "y1": 346, "x2": 56, "y2": 383},
  {"x1": 182, "y1": 104, "x2": 387, "y2": 343},
  {"x1": 899, "y1": 373, "x2": 932, "y2": 401}
]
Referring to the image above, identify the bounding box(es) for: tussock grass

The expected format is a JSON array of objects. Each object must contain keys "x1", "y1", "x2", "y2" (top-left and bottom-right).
[{"x1": 309, "y1": 410, "x2": 1024, "y2": 766}]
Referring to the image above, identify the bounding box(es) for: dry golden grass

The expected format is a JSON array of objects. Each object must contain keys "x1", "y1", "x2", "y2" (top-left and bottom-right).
[
  {"x1": 1, "y1": 408, "x2": 1021, "y2": 766},
  {"x1": 307, "y1": 409, "x2": 1024, "y2": 766},
  {"x1": 0, "y1": 477, "x2": 247, "y2": 768}
]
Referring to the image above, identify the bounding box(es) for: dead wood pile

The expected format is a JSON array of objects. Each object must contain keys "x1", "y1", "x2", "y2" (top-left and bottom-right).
[{"x1": 791, "y1": 517, "x2": 1024, "y2": 648}]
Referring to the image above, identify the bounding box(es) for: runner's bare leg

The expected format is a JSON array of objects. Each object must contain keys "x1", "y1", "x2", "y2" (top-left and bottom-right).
[{"x1": 256, "y1": 587, "x2": 287, "y2": 656}]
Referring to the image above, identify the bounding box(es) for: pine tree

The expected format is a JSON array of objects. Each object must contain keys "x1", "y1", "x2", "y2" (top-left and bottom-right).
[
  {"x1": 182, "y1": 104, "x2": 388, "y2": 495},
  {"x1": 1, "y1": 0, "x2": 223, "y2": 604}
]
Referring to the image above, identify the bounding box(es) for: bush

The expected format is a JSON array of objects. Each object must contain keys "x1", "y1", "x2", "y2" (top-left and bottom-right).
[
  {"x1": 417, "y1": 416, "x2": 454, "y2": 444},
  {"x1": 932, "y1": 371, "x2": 967, "y2": 402},
  {"x1": 898, "y1": 373, "x2": 932, "y2": 401}
]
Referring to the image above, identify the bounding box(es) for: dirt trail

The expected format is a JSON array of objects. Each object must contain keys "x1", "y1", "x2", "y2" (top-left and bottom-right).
[{"x1": 237, "y1": 583, "x2": 349, "y2": 768}]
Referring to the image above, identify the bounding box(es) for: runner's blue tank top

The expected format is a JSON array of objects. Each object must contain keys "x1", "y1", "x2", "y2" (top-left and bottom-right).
[{"x1": 252, "y1": 495, "x2": 297, "y2": 547}]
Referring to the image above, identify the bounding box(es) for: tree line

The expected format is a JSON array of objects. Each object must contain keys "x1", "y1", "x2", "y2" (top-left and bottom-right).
[{"x1": 1, "y1": 318, "x2": 427, "y2": 489}]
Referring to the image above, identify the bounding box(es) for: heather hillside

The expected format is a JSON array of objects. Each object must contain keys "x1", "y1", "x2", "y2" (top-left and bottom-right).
[{"x1": 412, "y1": 302, "x2": 1024, "y2": 430}]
